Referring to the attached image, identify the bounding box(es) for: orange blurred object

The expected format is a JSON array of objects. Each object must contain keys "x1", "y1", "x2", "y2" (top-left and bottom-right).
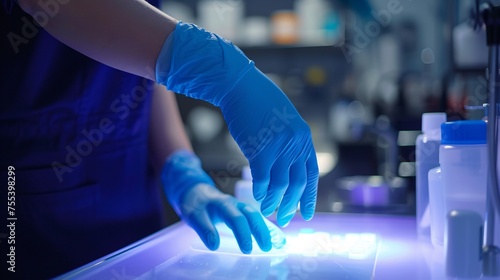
[{"x1": 271, "y1": 10, "x2": 299, "y2": 45}]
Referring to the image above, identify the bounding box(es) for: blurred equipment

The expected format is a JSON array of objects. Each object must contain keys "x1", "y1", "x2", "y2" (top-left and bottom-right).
[
  {"x1": 443, "y1": 2, "x2": 500, "y2": 278},
  {"x1": 294, "y1": 0, "x2": 343, "y2": 45},
  {"x1": 334, "y1": 175, "x2": 407, "y2": 211},
  {"x1": 482, "y1": 1, "x2": 500, "y2": 276},
  {"x1": 452, "y1": 22, "x2": 488, "y2": 68},
  {"x1": 187, "y1": 107, "x2": 224, "y2": 143},
  {"x1": 452, "y1": 0, "x2": 488, "y2": 69}
]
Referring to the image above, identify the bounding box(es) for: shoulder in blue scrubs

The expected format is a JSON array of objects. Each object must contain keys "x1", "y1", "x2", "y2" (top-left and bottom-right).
[{"x1": 0, "y1": 1, "x2": 166, "y2": 278}]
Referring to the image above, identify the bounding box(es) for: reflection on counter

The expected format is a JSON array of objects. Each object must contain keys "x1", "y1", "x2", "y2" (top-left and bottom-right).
[
  {"x1": 58, "y1": 214, "x2": 447, "y2": 280},
  {"x1": 152, "y1": 228, "x2": 379, "y2": 280}
]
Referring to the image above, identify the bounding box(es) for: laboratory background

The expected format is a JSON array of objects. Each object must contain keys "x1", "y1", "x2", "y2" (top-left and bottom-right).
[
  {"x1": 164, "y1": 0, "x2": 479, "y2": 218},
  {"x1": 54, "y1": 0, "x2": 500, "y2": 279}
]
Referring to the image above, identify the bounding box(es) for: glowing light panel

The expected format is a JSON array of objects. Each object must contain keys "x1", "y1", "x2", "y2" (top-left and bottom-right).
[{"x1": 286, "y1": 229, "x2": 378, "y2": 260}]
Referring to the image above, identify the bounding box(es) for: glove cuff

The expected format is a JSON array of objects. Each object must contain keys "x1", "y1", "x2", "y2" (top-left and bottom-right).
[
  {"x1": 155, "y1": 28, "x2": 175, "y2": 84},
  {"x1": 155, "y1": 21, "x2": 254, "y2": 106},
  {"x1": 161, "y1": 149, "x2": 215, "y2": 214}
]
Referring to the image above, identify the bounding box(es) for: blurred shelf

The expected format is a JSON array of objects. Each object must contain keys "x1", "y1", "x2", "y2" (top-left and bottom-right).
[
  {"x1": 452, "y1": 66, "x2": 486, "y2": 75},
  {"x1": 239, "y1": 42, "x2": 344, "y2": 51}
]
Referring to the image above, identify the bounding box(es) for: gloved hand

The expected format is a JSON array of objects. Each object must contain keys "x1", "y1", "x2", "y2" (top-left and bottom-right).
[
  {"x1": 156, "y1": 22, "x2": 319, "y2": 227},
  {"x1": 161, "y1": 149, "x2": 272, "y2": 254}
]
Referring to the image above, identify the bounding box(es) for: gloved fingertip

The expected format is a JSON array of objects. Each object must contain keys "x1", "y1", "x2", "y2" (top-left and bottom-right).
[
  {"x1": 303, "y1": 211, "x2": 314, "y2": 221},
  {"x1": 300, "y1": 201, "x2": 316, "y2": 221},
  {"x1": 258, "y1": 236, "x2": 272, "y2": 252},
  {"x1": 260, "y1": 202, "x2": 275, "y2": 217},
  {"x1": 277, "y1": 215, "x2": 293, "y2": 228},
  {"x1": 280, "y1": 220, "x2": 291, "y2": 228},
  {"x1": 205, "y1": 231, "x2": 220, "y2": 251},
  {"x1": 259, "y1": 244, "x2": 271, "y2": 253},
  {"x1": 240, "y1": 242, "x2": 252, "y2": 254}
]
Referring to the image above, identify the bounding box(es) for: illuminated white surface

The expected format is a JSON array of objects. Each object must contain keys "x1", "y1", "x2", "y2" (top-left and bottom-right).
[{"x1": 57, "y1": 213, "x2": 482, "y2": 280}]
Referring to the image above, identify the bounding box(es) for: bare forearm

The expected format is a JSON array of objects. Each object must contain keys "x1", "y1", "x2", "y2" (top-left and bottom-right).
[
  {"x1": 149, "y1": 84, "x2": 192, "y2": 172},
  {"x1": 17, "y1": 0, "x2": 177, "y2": 80}
]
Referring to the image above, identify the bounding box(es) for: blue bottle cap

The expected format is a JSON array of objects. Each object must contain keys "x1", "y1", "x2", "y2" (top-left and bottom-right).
[{"x1": 441, "y1": 120, "x2": 487, "y2": 145}]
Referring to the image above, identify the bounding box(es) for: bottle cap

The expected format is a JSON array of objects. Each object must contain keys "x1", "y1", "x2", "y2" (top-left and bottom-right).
[
  {"x1": 441, "y1": 120, "x2": 487, "y2": 145},
  {"x1": 422, "y1": 113, "x2": 447, "y2": 140}
]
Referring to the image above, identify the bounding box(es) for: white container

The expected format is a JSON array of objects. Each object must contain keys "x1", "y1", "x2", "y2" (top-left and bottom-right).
[
  {"x1": 197, "y1": 0, "x2": 244, "y2": 43},
  {"x1": 428, "y1": 167, "x2": 444, "y2": 248},
  {"x1": 416, "y1": 113, "x2": 446, "y2": 241},
  {"x1": 452, "y1": 21, "x2": 488, "y2": 69},
  {"x1": 439, "y1": 121, "x2": 488, "y2": 222},
  {"x1": 241, "y1": 17, "x2": 270, "y2": 46},
  {"x1": 294, "y1": 0, "x2": 331, "y2": 44}
]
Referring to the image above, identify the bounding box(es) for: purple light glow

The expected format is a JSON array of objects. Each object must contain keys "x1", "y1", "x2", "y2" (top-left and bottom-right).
[{"x1": 58, "y1": 214, "x2": 443, "y2": 280}]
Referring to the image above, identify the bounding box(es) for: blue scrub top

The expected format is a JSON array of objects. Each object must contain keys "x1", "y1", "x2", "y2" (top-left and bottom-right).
[{"x1": 0, "y1": 1, "x2": 166, "y2": 278}]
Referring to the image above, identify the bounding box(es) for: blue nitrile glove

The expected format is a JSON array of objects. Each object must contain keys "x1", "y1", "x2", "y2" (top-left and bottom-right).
[
  {"x1": 156, "y1": 22, "x2": 319, "y2": 227},
  {"x1": 161, "y1": 149, "x2": 272, "y2": 254}
]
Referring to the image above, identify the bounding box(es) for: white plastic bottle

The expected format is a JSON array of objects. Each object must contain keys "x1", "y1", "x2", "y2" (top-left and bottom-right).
[
  {"x1": 416, "y1": 113, "x2": 446, "y2": 241},
  {"x1": 294, "y1": 0, "x2": 331, "y2": 44},
  {"x1": 235, "y1": 166, "x2": 286, "y2": 249},
  {"x1": 439, "y1": 120, "x2": 488, "y2": 222},
  {"x1": 428, "y1": 166, "x2": 444, "y2": 248}
]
